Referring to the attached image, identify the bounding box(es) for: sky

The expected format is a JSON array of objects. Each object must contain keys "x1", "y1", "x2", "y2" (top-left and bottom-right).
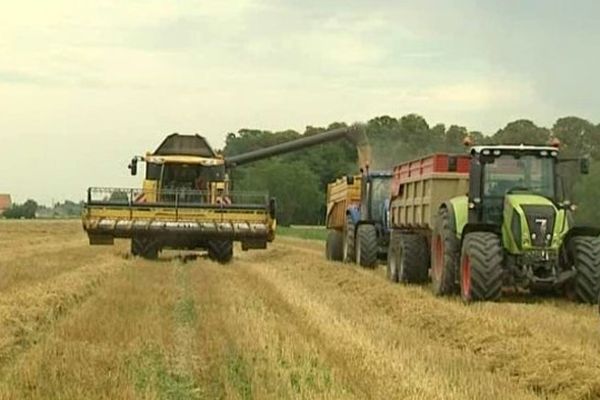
[{"x1": 1, "y1": 0, "x2": 599, "y2": 204}]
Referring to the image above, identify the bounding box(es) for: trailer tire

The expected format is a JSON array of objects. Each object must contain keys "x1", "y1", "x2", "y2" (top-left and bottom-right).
[
  {"x1": 399, "y1": 234, "x2": 429, "y2": 283},
  {"x1": 386, "y1": 231, "x2": 400, "y2": 282},
  {"x1": 343, "y1": 216, "x2": 356, "y2": 263},
  {"x1": 326, "y1": 230, "x2": 344, "y2": 261},
  {"x1": 131, "y1": 236, "x2": 160, "y2": 260},
  {"x1": 356, "y1": 224, "x2": 378, "y2": 268},
  {"x1": 460, "y1": 232, "x2": 503, "y2": 302},
  {"x1": 208, "y1": 240, "x2": 233, "y2": 264},
  {"x1": 431, "y1": 207, "x2": 460, "y2": 295},
  {"x1": 567, "y1": 236, "x2": 600, "y2": 304}
]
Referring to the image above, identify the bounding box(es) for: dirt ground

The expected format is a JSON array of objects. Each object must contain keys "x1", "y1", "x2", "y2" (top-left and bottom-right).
[{"x1": 1, "y1": 220, "x2": 599, "y2": 400}]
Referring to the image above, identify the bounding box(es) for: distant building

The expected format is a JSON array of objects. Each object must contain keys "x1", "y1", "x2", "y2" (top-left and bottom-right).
[{"x1": 0, "y1": 194, "x2": 12, "y2": 215}]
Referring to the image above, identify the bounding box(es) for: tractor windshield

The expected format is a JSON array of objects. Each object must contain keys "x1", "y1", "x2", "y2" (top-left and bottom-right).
[
  {"x1": 370, "y1": 176, "x2": 392, "y2": 221},
  {"x1": 483, "y1": 154, "x2": 555, "y2": 199}
]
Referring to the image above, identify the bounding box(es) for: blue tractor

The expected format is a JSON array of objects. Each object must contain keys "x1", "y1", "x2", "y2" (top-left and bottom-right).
[{"x1": 343, "y1": 169, "x2": 394, "y2": 268}]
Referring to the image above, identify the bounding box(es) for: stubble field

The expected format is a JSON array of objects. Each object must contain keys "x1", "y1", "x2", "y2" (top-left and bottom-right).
[{"x1": 1, "y1": 220, "x2": 600, "y2": 400}]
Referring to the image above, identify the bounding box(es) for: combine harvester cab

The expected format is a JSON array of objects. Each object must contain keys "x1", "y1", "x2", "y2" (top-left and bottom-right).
[
  {"x1": 386, "y1": 144, "x2": 600, "y2": 304},
  {"x1": 83, "y1": 126, "x2": 364, "y2": 262},
  {"x1": 325, "y1": 169, "x2": 393, "y2": 268}
]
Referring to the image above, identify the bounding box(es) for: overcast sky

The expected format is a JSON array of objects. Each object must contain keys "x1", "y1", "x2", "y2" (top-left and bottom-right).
[{"x1": 1, "y1": 0, "x2": 599, "y2": 204}]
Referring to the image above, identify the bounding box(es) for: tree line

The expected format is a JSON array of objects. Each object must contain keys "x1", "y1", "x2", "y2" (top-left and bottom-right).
[{"x1": 224, "y1": 114, "x2": 600, "y2": 226}]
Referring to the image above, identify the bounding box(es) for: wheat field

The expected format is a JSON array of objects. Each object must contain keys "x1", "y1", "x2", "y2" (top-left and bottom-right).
[{"x1": 1, "y1": 220, "x2": 599, "y2": 399}]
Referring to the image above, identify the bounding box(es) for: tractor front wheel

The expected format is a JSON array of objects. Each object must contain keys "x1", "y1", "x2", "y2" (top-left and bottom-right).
[
  {"x1": 356, "y1": 224, "x2": 378, "y2": 268},
  {"x1": 567, "y1": 236, "x2": 600, "y2": 304},
  {"x1": 460, "y1": 232, "x2": 503, "y2": 302}
]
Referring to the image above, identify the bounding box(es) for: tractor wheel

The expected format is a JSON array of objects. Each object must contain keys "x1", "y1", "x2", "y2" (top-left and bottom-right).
[
  {"x1": 567, "y1": 236, "x2": 600, "y2": 304},
  {"x1": 326, "y1": 230, "x2": 344, "y2": 261},
  {"x1": 460, "y1": 232, "x2": 503, "y2": 302},
  {"x1": 386, "y1": 231, "x2": 400, "y2": 282},
  {"x1": 431, "y1": 207, "x2": 460, "y2": 295},
  {"x1": 356, "y1": 224, "x2": 378, "y2": 268},
  {"x1": 399, "y1": 234, "x2": 429, "y2": 283},
  {"x1": 131, "y1": 236, "x2": 160, "y2": 260},
  {"x1": 343, "y1": 215, "x2": 356, "y2": 263},
  {"x1": 208, "y1": 240, "x2": 233, "y2": 264}
]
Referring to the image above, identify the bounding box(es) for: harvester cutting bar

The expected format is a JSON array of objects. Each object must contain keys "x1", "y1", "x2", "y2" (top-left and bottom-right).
[{"x1": 82, "y1": 187, "x2": 275, "y2": 245}]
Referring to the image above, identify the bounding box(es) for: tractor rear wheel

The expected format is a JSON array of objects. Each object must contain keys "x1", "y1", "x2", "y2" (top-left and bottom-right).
[
  {"x1": 399, "y1": 234, "x2": 429, "y2": 283},
  {"x1": 460, "y1": 232, "x2": 503, "y2": 302},
  {"x1": 356, "y1": 224, "x2": 378, "y2": 268},
  {"x1": 208, "y1": 240, "x2": 233, "y2": 264},
  {"x1": 131, "y1": 236, "x2": 160, "y2": 260},
  {"x1": 431, "y1": 207, "x2": 460, "y2": 295},
  {"x1": 343, "y1": 216, "x2": 356, "y2": 263},
  {"x1": 567, "y1": 236, "x2": 600, "y2": 304},
  {"x1": 326, "y1": 230, "x2": 344, "y2": 261}
]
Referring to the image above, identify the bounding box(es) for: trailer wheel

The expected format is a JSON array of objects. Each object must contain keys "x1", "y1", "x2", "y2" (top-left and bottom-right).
[
  {"x1": 131, "y1": 236, "x2": 160, "y2": 260},
  {"x1": 399, "y1": 234, "x2": 429, "y2": 283},
  {"x1": 343, "y1": 215, "x2": 356, "y2": 263},
  {"x1": 326, "y1": 230, "x2": 344, "y2": 261},
  {"x1": 386, "y1": 231, "x2": 400, "y2": 282},
  {"x1": 566, "y1": 236, "x2": 600, "y2": 304},
  {"x1": 431, "y1": 207, "x2": 459, "y2": 295},
  {"x1": 460, "y1": 232, "x2": 503, "y2": 302},
  {"x1": 208, "y1": 240, "x2": 233, "y2": 264},
  {"x1": 356, "y1": 224, "x2": 378, "y2": 268}
]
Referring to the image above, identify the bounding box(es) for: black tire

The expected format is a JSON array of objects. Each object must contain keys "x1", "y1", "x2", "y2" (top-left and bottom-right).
[
  {"x1": 343, "y1": 215, "x2": 356, "y2": 263},
  {"x1": 399, "y1": 234, "x2": 429, "y2": 283},
  {"x1": 208, "y1": 240, "x2": 233, "y2": 264},
  {"x1": 431, "y1": 207, "x2": 460, "y2": 295},
  {"x1": 356, "y1": 224, "x2": 378, "y2": 268},
  {"x1": 386, "y1": 231, "x2": 400, "y2": 282},
  {"x1": 459, "y1": 232, "x2": 504, "y2": 302},
  {"x1": 567, "y1": 236, "x2": 600, "y2": 304},
  {"x1": 326, "y1": 230, "x2": 344, "y2": 261},
  {"x1": 131, "y1": 236, "x2": 160, "y2": 260}
]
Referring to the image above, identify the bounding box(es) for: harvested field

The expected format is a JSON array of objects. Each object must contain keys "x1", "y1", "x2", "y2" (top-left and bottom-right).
[{"x1": 1, "y1": 221, "x2": 600, "y2": 399}]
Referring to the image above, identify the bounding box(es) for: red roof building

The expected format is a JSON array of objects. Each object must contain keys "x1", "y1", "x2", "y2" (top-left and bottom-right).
[{"x1": 0, "y1": 194, "x2": 12, "y2": 215}]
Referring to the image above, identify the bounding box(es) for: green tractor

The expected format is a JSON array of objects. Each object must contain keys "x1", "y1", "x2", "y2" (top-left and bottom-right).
[{"x1": 428, "y1": 145, "x2": 600, "y2": 303}]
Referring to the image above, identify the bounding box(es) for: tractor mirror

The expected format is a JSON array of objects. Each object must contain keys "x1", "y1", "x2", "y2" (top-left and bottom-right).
[
  {"x1": 128, "y1": 158, "x2": 138, "y2": 176},
  {"x1": 346, "y1": 175, "x2": 354, "y2": 185},
  {"x1": 580, "y1": 158, "x2": 590, "y2": 175}
]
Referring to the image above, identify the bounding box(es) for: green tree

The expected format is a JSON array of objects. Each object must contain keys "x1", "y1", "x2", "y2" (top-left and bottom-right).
[
  {"x1": 3, "y1": 199, "x2": 38, "y2": 219},
  {"x1": 492, "y1": 120, "x2": 550, "y2": 145},
  {"x1": 236, "y1": 161, "x2": 323, "y2": 226}
]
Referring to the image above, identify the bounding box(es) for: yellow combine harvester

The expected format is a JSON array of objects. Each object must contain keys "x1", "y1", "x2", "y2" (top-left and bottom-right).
[{"x1": 83, "y1": 127, "x2": 361, "y2": 262}]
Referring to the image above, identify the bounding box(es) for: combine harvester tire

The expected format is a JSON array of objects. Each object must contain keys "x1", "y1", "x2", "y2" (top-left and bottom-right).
[
  {"x1": 131, "y1": 236, "x2": 160, "y2": 260},
  {"x1": 208, "y1": 240, "x2": 233, "y2": 264}
]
